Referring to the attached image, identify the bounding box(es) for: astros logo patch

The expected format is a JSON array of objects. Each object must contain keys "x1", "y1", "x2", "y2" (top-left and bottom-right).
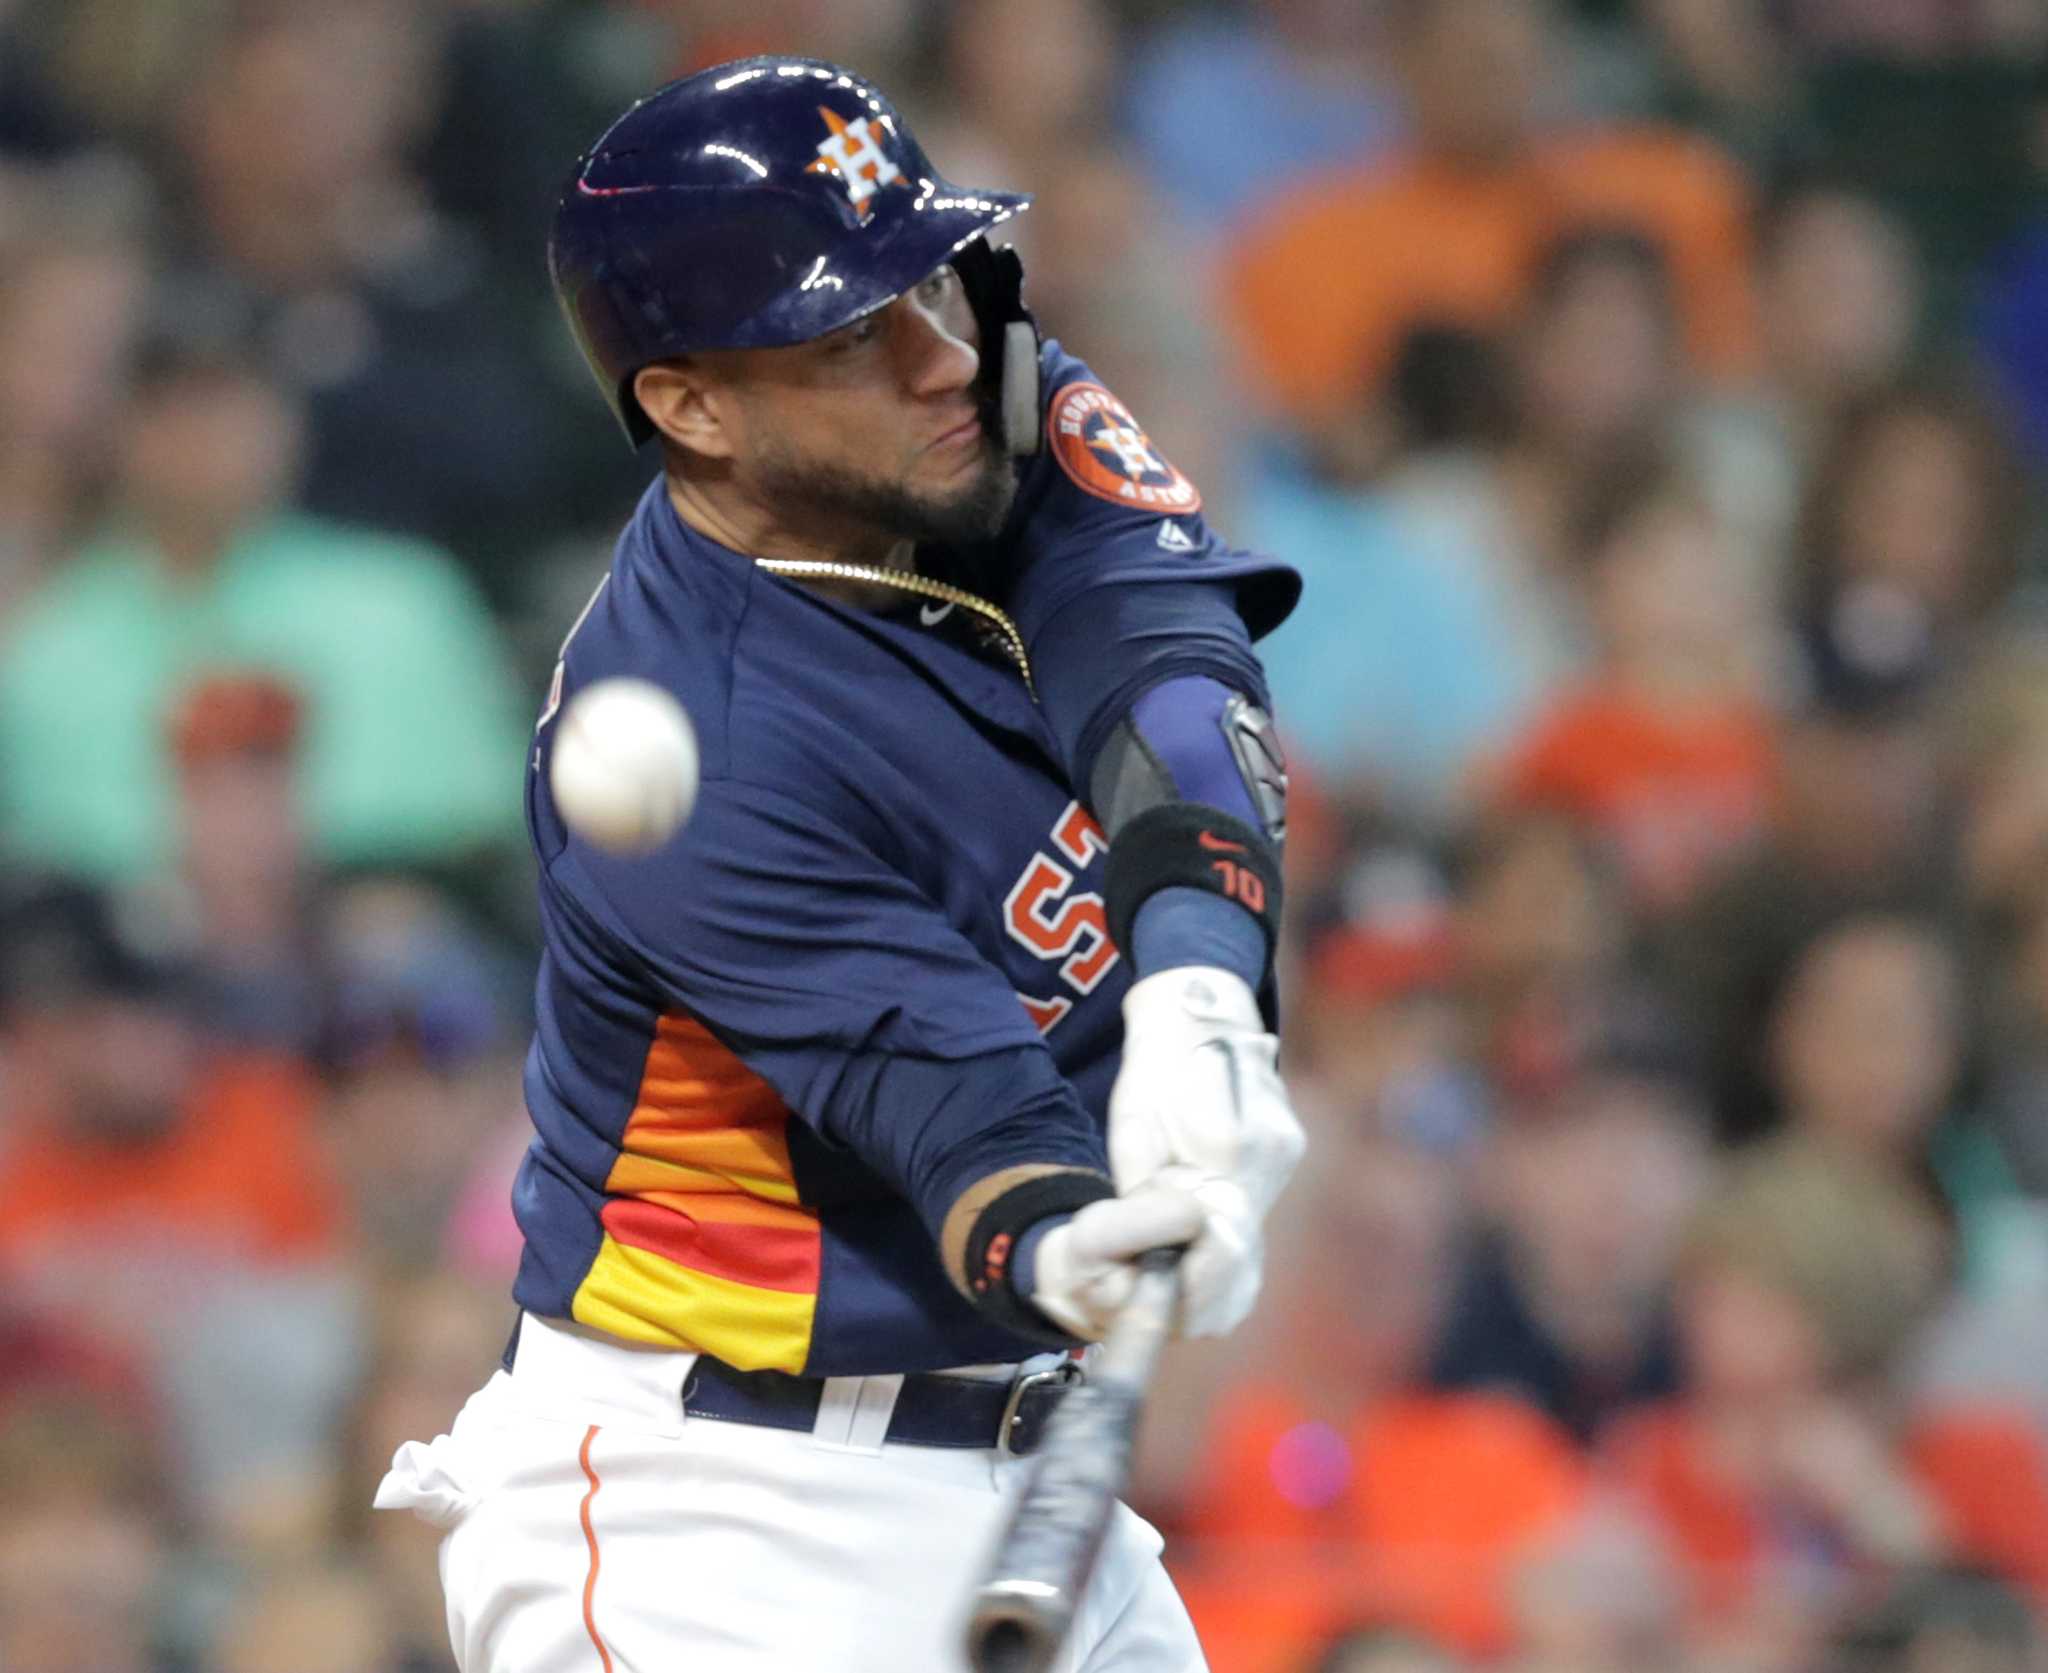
[
  {"x1": 1047, "y1": 383, "x2": 1202, "y2": 514},
  {"x1": 806, "y1": 107, "x2": 906, "y2": 219}
]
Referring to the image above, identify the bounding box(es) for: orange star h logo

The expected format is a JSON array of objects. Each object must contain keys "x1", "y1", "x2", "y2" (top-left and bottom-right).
[{"x1": 806, "y1": 107, "x2": 906, "y2": 218}]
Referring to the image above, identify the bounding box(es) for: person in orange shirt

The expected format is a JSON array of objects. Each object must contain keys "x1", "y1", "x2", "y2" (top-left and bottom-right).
[
  {"x1": 1488, "y1": 463, "x2": 1774, "y2": 919},
  {"x1": 1601, "y1": 1144, "x2": 2048, "y2": 1656},
  {"x1": 0, "y1": 880, "x2": 341, "y2": 1295},
  {"x1": 0, "y1": 877, "x2": 352, "y2": 1546},
  {"x1": 1223, "y1": 0, "x2": 1758, "y2": 434},
  {"x1": 1174, "y1": 1133, "x2": 1588, "y2": 1672}
]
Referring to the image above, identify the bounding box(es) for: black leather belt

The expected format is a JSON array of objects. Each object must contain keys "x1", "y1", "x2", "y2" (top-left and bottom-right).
[{"x1": 682, "y1": 1356, "x2": 1085, "y2": 1457}]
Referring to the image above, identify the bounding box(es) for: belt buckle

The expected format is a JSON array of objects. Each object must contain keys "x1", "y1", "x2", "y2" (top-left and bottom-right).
[{"x1": 996, "y1": 1359, "x2": 1084, "y2": 1457}]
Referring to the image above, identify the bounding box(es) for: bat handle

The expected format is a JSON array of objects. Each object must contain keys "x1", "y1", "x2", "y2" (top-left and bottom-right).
[{"x1": 963, "y1": 1246, "x2": 1187, "y2": 1673}]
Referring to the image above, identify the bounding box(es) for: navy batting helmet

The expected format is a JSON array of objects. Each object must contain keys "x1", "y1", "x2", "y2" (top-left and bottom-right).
[{"x1": 549, "y1": 56, "x2": 1033, "y2": 447}]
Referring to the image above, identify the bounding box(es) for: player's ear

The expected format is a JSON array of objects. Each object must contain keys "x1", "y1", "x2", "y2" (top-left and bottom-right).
[{"x1": 634, "y1": 360, "x2": 735, "y2": 462}]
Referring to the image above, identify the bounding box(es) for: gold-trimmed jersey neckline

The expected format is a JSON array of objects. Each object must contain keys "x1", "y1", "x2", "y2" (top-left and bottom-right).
[{"x1": 750, "y1": 558, "x2": 1035, "y2": 698}]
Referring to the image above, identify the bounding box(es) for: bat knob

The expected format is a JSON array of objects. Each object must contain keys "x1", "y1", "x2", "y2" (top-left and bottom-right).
[{"x1": 966, "y1": 1581, "x2": 1065, "y2": 1673}]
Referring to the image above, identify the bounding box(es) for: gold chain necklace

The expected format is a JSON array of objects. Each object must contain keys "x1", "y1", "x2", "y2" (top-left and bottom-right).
[{"x1": 752, "y1": 559, "x2": 1035, "y2": 698}]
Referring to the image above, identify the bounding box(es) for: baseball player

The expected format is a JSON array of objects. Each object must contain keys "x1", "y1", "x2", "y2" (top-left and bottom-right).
[{"x1": 377, "y1": 56, "x2": 1304, "y2": 1671}]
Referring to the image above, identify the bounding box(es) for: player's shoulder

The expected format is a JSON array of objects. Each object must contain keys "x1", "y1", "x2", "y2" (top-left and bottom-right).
[
  {"x1": 999, "y1": 340, "x2": 1300, "y2": 641},
  {"x1": 1031, "y1": 340, "x2": 1205, "y2": 521}
]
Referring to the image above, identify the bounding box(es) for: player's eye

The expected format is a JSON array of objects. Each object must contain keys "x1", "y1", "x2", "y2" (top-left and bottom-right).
[
  {"x1": 917, "y1": 270, "x2": 954, "y2": 305},
  {"x1": 828, "y1": 315, "x2": 882, "y2": 352}
]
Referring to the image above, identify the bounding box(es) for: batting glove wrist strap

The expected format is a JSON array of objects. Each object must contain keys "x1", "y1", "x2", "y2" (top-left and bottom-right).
[
  {"x1": 961, "y1": 1170, "x2": 1117, "y2": 1345},
  {"x1": 1103, "y1": 803, "x2": 1281, "y2": 973},
  {"x1": 1029, "y1": 1184, "x2": 1208, "y2": 1342}
]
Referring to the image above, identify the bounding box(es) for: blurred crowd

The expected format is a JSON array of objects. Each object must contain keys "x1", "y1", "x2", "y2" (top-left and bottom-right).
[{"x1": 1, "y1": 1, "x2": 2047, "y2": 1670}]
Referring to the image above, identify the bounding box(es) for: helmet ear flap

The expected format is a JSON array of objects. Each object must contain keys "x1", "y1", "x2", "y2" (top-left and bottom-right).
[{"x1": 950, "y1": 238, "x2": 1041, "y2": 456}]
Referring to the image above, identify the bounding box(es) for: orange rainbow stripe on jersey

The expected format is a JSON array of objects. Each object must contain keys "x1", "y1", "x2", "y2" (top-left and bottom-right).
[{"x1": 569, "y1": 1013, "x2": 819, "y2": 1371}]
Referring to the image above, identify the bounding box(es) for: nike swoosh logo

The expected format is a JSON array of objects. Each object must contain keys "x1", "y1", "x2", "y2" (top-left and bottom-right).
[
  {"x1": 919, "y1": 601, "x2": 955, "y2": 627},
  {"x1": 1197, "y1": 831, "x2": 1247, "y2": 853}
]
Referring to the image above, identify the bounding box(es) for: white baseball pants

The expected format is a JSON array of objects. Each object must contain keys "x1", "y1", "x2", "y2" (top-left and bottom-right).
[{"x1": 375, "y1": 1313, "x2": 1206, "y2": 1671}]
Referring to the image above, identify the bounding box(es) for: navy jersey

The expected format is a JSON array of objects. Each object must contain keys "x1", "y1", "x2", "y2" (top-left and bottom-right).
[{"x1": 510, "y1": 342, "x2": 1298, "y2": 1376}]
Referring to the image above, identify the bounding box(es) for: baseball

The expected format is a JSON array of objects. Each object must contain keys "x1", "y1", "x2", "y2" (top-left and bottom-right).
[{"x1": 549, "y1": 677, "x2": 700, "y2": 854}]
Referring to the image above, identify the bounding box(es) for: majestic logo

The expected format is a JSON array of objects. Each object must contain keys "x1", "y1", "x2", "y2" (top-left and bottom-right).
[
  {"x1": 806, "y1": 107, "x2": 906, "y2": 218},
  {"x1": 1156, "y1": 521, "x2": 1198, "y2": 553},
  {"x1": 1047, "y1": 383, "x2": 1202, "y2": 514}
]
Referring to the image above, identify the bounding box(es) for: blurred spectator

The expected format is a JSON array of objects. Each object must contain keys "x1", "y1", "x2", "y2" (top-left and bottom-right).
[
  {"x1": 320, "y1": 880, "x2": 525, "y2": 1277},
  {"x1": 1501, "y1": 1499, "x2": 1687, "y2": 1673},
  {"x1": 1264, "y1": 221, "x2": 1717, "y2": 814},
  {"x1": 1757, "y1": 180, "x2": 1924, "y2": 435},
  {"x1": 1954, "y1": 626, "x2": 2048, "y2": 938},
  {"x1": 1790, "y1": 6, "x2": 2048, "y2": 325},
  {"x1": 1694, "y1": 176, "x2": 1925, "y2": 580},
  {"x1": 1486, "y1": 462, "x2": 1772, "y2": 919},
  {"x1": 1979, "y1": 892, "x2": 2048, "y2": 1206},
  {"x1": 1121, "y1": 0, "x2": 1403, "y2": 240},
  {"x1": 162, "y1": 669, "x2": 334, "y2": 1052},
  {"x1": 1763, "y1": 911, "x2": 2044, "y2": 1303},
  {"x1": 1622, "y1": 0, "x2": 1807, "y2": 172},
  {"x1": 1450, "y1": 810, "x2": 1630, "y2": 1102},
  {"x1": 935, "y1": 0, "x2": 1118, "y2": 180},
  {"x1": 1223, "y1": 0, "x2": 1758, "y2": 434},
  {"x1": 214, "y1": 1559, "x2": 403, "y2": 1673},
  {"x1": 1790, "y1": 370, "x2": 2031, "y2": 649},
  {"x1": 158, "y1": 0, "x2": 583, "y2": 575},
  {"x1": 1511, "y1": 228, "x2": 1689, "y2": 499},
  {"x1": 1950, "y1": 629, "x2": 2048, "y2": 1201},
  {"x1": 0, "y1": 877, "x2": 360, "y2": 1551},
  {"x1": 0, "y1": 334, "x2": 530, "y2": 882},
  {"x1": 1176, "y1": 1135, "x2": 1586, "y2": 1669},
  {"x1": 0, "y1": 1342, "x2": 179, "y2": 1673},
  {"x1": 1363, "y1": 228, "x2": 1714, "y2": 791},
  {"x1": 0, "y1": 162, "x2": 151, "y2": 611},
  {"x1": 1765, "y1": 916, "x2": 1960, "y2": 1189},
  {"x1": 1664, "y1": 590, "x2": 1951, "y2": 1142},
  {"x1": 1825, "y1": 1566, "x2": 2044, "y2": 1673},
  {"x1": 1292, "y1": 839, "x2": 1490, "y2": 1159},
  {"x1": 1603, "y1": 1146, "x2": 2048, "y2": 1647},
  {"x1": 1429, "y1": 1055, "x2": 1714, "y2": 1443},
  {"x1": 1250, "y1": 326, "x2": 1546, "y2": 810}
]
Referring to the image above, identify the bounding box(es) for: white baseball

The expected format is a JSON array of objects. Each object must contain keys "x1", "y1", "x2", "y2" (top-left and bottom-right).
[{"x1": 549, "y1": 677, "x2": 700, "y2": 855}]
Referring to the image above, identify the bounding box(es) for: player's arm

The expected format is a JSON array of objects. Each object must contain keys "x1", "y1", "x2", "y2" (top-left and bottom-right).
[
  {"x1": 1010, "y1": 577, "x2": 1304, "y2": 1339},
  {"x1": 549, "y1": 775, "x2": 1207, "y2": 1346}
]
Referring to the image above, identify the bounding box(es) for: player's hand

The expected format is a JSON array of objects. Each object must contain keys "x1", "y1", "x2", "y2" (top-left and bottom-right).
[
  {"x1": 1026, "y1": 1183, "x2": 1205, "y2": 1341},
  {"x1": 1106, "y1": 966, "x2": 1305, "y2": 1335}
]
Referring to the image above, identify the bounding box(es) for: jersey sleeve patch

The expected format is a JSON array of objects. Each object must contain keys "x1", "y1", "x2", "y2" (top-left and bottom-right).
[{"x1": 1046, "y1": 382, "x2": 1202, "y2": 516}]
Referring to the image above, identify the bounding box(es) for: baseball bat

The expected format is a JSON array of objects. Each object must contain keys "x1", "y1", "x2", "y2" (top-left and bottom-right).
[{"x1": 964, "y1": 1247, "x2": 1185, "y2": 1673}]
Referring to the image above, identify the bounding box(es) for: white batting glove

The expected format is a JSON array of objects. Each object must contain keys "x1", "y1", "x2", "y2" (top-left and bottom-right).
[
  {"x1": 1106, "y1": 966, "x2": 1305, "y2": 1336},
  {"x1": 1027, "y1": 1184, "x2": 1205, "y2": 1342}
]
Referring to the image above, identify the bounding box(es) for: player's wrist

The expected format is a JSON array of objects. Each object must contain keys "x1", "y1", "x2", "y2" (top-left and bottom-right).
[
  {"x1": 1103, "y1": 802, "x2": 1282, "y2": 982},
  {"x1": 1128, "y1": 887, "x2": 1267, "y2": 991},
  {"x1": 941, "y1": 1165, "x2": 1115, "y2": 1346}
]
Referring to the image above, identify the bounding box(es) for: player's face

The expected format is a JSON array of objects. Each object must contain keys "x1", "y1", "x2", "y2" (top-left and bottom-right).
[{"x1": 723, "y1": 266, "x2": 1017, "y2": 555}]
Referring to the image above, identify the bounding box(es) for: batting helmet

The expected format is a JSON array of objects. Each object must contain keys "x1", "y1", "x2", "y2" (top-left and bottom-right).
[{"x1": 549, "y1": 56, "x2": 1033, "y2": 447}]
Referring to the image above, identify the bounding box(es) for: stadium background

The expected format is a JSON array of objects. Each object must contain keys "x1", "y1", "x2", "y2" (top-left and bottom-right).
[{"x1": 4, "y1": 1, "x2": 2048, "y2": 1668}]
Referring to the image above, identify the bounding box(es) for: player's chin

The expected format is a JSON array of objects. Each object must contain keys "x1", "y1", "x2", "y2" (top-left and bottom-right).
[{"x1": 924, "y1": 452, "x2": 1015, "y2": 539}]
